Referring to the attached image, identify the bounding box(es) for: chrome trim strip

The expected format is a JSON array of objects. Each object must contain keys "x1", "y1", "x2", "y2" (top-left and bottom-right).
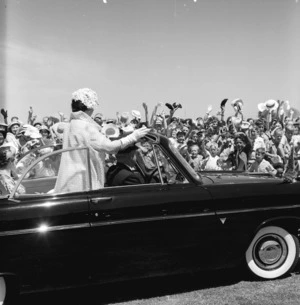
[
  {"x1": 217, "y1": 205, "x2": 300, "y2": 215},
  {"x1": 91, "y1": 211, "x2": 216, "y2": 228},
  {"x1": 0, "y1": 212, "x2": 216, "y2": 236},
  {"x1": 0, "y1": 223, "x2": 90, "y2": 237}
]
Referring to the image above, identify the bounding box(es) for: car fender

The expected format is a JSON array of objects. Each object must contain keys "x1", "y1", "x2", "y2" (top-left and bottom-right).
[{"x1": 254, "y1": 216, "x2": 300, "y2": 241}]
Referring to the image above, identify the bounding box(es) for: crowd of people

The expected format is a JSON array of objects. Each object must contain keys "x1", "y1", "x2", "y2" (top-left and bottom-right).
[{"x1": 0, "y1": 90, "x2": 300, "y2": 195}]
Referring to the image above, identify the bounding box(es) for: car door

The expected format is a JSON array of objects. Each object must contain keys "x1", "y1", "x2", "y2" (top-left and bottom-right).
[
  {"x1": 0, "y1": 148, "x2": 91, "y2": 292},
  {"x1": 206, "y1": 175, "x2": 300, "y2": 267},
  {"x1": 87, "y1": 142, "x2": 217, "y2": 284}
]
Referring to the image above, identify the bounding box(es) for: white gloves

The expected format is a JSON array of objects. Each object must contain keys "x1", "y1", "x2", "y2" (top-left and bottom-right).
[
  {"x1": 131, "y1": 126, "x2": 150, "y2": 141},
  {"x1": 120, "y1": 126, "x2": 150, "y2": 149}
]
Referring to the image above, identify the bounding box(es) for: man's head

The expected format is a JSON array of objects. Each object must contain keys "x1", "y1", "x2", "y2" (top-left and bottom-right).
[
  {"x1": 176, "y1": 131, "x2": 185, "y2": 144},
  {"x1": 0, "y1": 145, "x2": 16, "y2": 169},
  {"x1": 272, "y1": 128, "x2": 283, "y2": 144},
  {"x1": 285, "y1": 123, "x2": 294, "y2": 141},
  {"x1": 190, "y1": 144, "x2": 200, "y2": 158},
  {"x1": 39, "y1": 125, "x2": 50, "y2": 138},
  {"x1": 209, "y1": 142, "x2": 219, "y2": 157},
  {"x1": 182, "y1": 125, "x2": 189, "y2": 135},
  {"x1": 234, "y1": 132, "x2": 247, "y2": 151},
  {"x1": 116, "y1": 144, "x2": 139, "y2": 166}
]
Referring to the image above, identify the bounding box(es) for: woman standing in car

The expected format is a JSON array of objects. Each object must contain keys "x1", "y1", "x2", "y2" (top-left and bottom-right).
[{"x1": 54, "y1": 88, "x2": 150, "y2": 193}]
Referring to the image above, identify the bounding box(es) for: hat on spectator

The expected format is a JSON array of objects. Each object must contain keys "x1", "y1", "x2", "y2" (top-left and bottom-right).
[
  {"x1": 231, "y1": 98, "x2": 243, "y2": 110},
  {"x1": 94, "y1": 113, "x2": 104, "y2": 119},
  {"x1": 33, "y1": 121, "x2": 42, "y2": 128},
  {"x1": 120, "y1": 124, "x2": 135, "y2": 135},
  {"x1": 240, "y1": 121, "x2": 251, "y2": 130},
  {"x1": 16, "y1": 124, "x2": 42, "y2": 139},
  {"x1": 258, "y1": 99, "x2": 278, "y2": 112},
  {"x1": 39, "y1": 125, "x2": 50, "y2": 134},
  {"x1": 120, "y1": 112, "x2": 131, "y2": 126},
  {"x1": 101, "y1": 123, "x2": 120, "y2": 139},
  {"x1": 8, "y1": 121, "x2": 21, "y2": 131},
  {"x1": 155, "y1": 115, "x2": 163, "y2": 126},
  {"x1": 131, "y1": 110, "x2": 141, "y2": 120}
]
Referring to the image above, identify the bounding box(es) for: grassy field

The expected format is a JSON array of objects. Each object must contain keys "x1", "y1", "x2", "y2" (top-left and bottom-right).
[{"x1": 21, "y1": 263, "x2": 300, "y2": 305}]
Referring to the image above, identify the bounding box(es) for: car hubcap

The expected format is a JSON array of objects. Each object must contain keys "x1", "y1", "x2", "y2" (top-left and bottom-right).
[
  {"x1": 253, "y1": 234, "x2": 288, "y2": 270},
  {"x1": 0, "y1": 276, "x2": 6, "y2": 305}
]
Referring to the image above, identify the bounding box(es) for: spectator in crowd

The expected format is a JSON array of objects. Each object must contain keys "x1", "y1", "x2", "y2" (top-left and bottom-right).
[
  {"x1": 6, "y1": 121, "x2": 21, "y2": 153},
  {"x1": 278, "y1": 123, "x2": 294, "y2": 166},
  {"x1": 249, "y1": 147, "x2": 277, "y2": 176},
  {"x1": 0, "y1": 131, "x2": 5, "y2": 147},
  {"x1": 174, "y1": 130, "x2": 187, "y2": 150},
  {"x1": 228, "y1": 132, "x2": 252, "y2": 171},
  {"x1": 188, "y1": 144, "x2": 203, "y2": 172},
  {"x1": 0, "y1": 145, "x2": 25, "y2": 195},
  {"x1": 39, "y1": 125, "x2": 55, "y2": 145},
  {"x1": 16, "y1": 124, "x2": 43, "y2": 159},
  {"x1": 2, "y1": 93, "x2": 299, "y2": 184},
  {"x1": 247, "y1": 125, "x2": 266, "y2": 160},
  {"x1": 201, "y1": 142, "x2": 221, "y2": 171}
]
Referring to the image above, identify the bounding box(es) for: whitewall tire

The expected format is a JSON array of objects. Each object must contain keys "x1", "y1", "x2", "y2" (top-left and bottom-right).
[
  {"x1": 246, "y1": 226, "x2": 299, "y2": 280},
  {"x1": 0, "y1": 276, "x2": 6, "y2": 305}
]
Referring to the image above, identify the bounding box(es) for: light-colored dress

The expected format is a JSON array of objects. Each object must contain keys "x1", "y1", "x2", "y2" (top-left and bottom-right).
[{"x1": 54, "y1": 111, "x2": 130, "y2": 193}]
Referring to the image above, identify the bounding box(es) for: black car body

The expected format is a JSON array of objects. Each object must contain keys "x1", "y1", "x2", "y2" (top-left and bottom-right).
[{"x1": 1, "y1": 133, "x2": 300, "y2": 304}]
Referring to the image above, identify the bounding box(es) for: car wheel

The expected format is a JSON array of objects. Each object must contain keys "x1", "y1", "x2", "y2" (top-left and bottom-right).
[
  {"x1": 0, "y1": 276, "x2": 6, "y2": 305},
  {"x1": 246, "y1": 226, "x2": 299, "y2": 280}
]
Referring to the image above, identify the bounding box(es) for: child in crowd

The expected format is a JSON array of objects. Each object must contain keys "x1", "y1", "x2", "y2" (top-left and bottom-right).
[
  {"x1": 201, "y1": 142, "x2": 221, "y2": 171},
  {"x1": 249, "y1": 147, "x2": 277, "y2": 176},
  {"x1": 188, "y1": 144, "x2": 203, "y2": 172}
]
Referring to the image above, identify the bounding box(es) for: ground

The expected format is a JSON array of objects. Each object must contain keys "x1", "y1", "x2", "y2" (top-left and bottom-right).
[{"x1": 21, "y1": 263, "x2": 300, "y2": 305}]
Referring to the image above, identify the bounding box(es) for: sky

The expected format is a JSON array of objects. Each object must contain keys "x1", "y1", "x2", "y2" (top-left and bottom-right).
[{"x1": 0, "y1": 0, "x2": 299, "y2": 123}]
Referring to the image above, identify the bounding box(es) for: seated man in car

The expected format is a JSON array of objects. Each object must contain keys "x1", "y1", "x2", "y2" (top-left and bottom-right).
[{"x1": 106, "y1": 143, "x2": 146, "y2": 186}]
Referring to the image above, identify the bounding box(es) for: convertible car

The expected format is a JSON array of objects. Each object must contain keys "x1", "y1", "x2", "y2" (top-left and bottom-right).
[{"x1": 1, "y1": 132, "x2": 300, "y2": 304}]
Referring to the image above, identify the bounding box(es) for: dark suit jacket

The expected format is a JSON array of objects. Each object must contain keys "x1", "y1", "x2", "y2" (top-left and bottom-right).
[{"x1": 106, "y1": 162, "x2": 146, "y2": 187}]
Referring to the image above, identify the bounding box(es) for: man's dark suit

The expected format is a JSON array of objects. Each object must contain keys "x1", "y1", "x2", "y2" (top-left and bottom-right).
[{"x1": 106, "y1": 162, "x2": 146, "y2": 186}]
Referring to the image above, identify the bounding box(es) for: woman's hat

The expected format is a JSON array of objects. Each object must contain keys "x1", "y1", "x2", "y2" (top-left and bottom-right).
[
  {"x1": 8, "y1": 121, "x2": 21, "y2": 130},
  {"x1": 131, "y1": 110, "x2": 141, "y2": 120},
  {"x1": 33, "y1": 121, "x2": 42, "y2": 127},
  {"x1": 72, "y1": 88, "x2": 99, "y2": 109},
  {"x1": 240, "y1": 121, "x2": 251, "y2": 130},
  {"x1": 231, "y1": 98, "x2": 243, "y2": 110}
]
